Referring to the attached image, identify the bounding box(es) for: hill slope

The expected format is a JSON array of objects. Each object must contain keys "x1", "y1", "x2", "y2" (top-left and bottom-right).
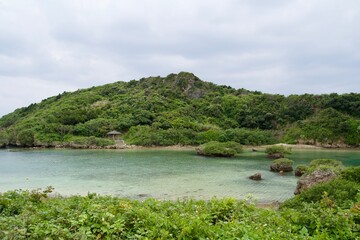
[{"x1": 0, "y1": 72, "x2": 359, "y2": 147}]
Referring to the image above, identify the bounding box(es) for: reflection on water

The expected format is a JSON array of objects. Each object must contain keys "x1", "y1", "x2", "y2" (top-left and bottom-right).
[{"x1": 0, "y1": 148, "x2": 359, "y2": 202}]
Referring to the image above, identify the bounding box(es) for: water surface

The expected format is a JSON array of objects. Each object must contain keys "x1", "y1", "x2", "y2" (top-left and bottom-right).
[{"x1": 0, "y1": 148, "x2": 359, "y2": 202}]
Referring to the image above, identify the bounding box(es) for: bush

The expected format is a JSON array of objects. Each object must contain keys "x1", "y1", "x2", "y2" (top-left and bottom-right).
[
  {"x1": 280, "y1": 179, "x2": 360, "y2": 210},
  {"x1": 270, "y1": 158, "x2": 293, "y2": 172},
  {"x1": 265, "y1": 145, "x2": 291, "y2": 159},
  {"x1": 221, "y1": 128, "x2": 276, "y2": 145},
  {"x1": 307, "y1": 159, "x2": 344, "y2": 174},
  {"x1": 16, "y1": 129, "x2": 35, "y2": 146},
  {"x1": 64, "y1": 136, "x2": 114, "y2": 147},
  {"x1": 295, "y1": 165, "x2": 308, "y2": 177},
  {"x1": 196, "y1": 141, "x2": 243, "y2": 157},
  {"x1": 341, "y1": 166, "x2": 360, "y2": 183},
  {"x1": 0, "y1": 131, "x2": 9, "y2": 147},
  {"x1": 221, "y1": 141, "x2": 244, "y2": 153}
]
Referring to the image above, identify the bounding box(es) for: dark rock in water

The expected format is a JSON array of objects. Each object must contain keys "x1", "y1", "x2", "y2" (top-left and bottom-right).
[
  {"x1": 252, "y1": 148, "x2": 257, "y2": 152},
  {"x1": 294, "y1": 169, "x2": 337, "y2": 195},
  {"x1": 136, "y1": 193, "x2": 150, "y2": 198},
  {"x1": 249, "y1": 173, "x2": 262, "y2": 181}
]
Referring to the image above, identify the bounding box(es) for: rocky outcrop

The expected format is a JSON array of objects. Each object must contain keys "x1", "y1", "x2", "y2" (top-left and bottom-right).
[
  {"x1": 294, "y1": 169, "x2": 337, "y2": 195},
  {"x1": 270, "y1": 164, "x2": 293, "y2": 172},
  {"x1": 294, "y1": 165, "x2": 307, "y2": 177},
  {"x1": 270, "y1": 158, "x2": 293, "y2": 172},
  {"x1": 249, "y1": 173, "x2": 262, "y2": 181}
]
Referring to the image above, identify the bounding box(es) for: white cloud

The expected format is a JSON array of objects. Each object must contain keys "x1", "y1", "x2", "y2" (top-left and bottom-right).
[{"x1": 0, "y1": 76, "x2": 77, "y2": 116}]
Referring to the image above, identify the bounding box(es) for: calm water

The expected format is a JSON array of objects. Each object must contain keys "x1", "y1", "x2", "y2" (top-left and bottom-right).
[{"x1": 0, "y1": 148, "x2": 359, "y2": 202}]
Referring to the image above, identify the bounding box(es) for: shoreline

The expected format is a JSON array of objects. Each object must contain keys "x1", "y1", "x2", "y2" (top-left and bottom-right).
[{"x1": 2, "y1": 143, "x2": 359, "y2": 151}]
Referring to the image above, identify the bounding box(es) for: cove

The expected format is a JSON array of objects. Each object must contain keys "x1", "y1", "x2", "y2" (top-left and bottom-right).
[{"x1": 0, "y1": 148, "x2": 359, "y2": 202}]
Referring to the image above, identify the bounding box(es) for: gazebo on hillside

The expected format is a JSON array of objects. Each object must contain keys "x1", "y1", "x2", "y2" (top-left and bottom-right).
[{"x1": 106, "y1": 130, "x2": 122, "y2": 140}]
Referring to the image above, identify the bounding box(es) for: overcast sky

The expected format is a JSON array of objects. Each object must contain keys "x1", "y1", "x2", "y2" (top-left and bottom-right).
[{"x1": 0, "y1": 0, "x2": 359, "y2": 117}]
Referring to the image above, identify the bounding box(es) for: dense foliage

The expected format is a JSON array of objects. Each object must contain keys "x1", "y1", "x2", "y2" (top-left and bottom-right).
[
  {"x1": 265, "y1": 145, "x2": 292, "y2": 159},
  {"x1": 306, "y1": 159, "x2": 345, "y2": 174},
  {"x1": 0, "y1": 188, "x2": 359, "y2": 239},
  {"x1": 196, "y1": 141, "x2": 243, "y2": 157},
  {"x1": 0, "y1": 72, "x2": 359, "y2": 147}
]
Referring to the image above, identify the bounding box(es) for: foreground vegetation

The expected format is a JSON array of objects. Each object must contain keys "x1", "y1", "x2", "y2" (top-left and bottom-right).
[
  {"x1": 0, "y1": 72, "x2": 359, "y2": 148},
  {"x1": 1, "y1": 166, "x2": 359, "y2": 239},
  {"x1": 0, "y1": 188, "x2": 358, "y2": 239}
]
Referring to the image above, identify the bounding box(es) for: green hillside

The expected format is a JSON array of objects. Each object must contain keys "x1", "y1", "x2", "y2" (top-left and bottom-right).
[{"x1": 0, "y1": 72, "x2": 359, "y2": 148}]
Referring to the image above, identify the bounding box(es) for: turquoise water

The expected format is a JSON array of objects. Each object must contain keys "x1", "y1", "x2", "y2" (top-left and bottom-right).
[{"x1": 0, "y1": 148, "x2": 359, "y2": 202}]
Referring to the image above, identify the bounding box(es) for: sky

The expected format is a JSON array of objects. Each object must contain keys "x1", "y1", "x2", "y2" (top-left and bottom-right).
[{"x1": 0, "y1": 0, "x2": 359, "y2": 117}]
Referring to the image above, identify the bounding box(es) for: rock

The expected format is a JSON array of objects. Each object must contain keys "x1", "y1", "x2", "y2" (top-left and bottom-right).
[
  {"x1": 249, "y1": 173, "x2": 262, "y2": 181},
  {"x1": 294, "y1": 169, "x2": 337, "y2": 195},
  {"x1": 195, "y1": 147, "x2": 202, "y2": 155},
  {"x1": 279, "y1": 170, "x2": 285, "y2": 176},
  {"x1": 270, "y1": 158, "x2": 293, "y2": 172},
  {"x1": 294, "y1": 166, "x2": 307, "y2": 177}
]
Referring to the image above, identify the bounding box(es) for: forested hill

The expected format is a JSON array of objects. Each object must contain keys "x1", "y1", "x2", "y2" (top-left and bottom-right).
[{"x1": 0, "y1": 72, "x2": 359, "y2": 148}]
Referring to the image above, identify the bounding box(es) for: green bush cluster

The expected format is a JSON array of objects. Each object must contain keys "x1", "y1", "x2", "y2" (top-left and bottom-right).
[
  {"x1": 197, "y1": 141, "x2": 243, "y2": 157},
  {"x1": 306, "y1": 159, "x2": 344, "y2": 175},
  {"x1": 265, "y1": 145, "x2": 292, "y2": 159},
  {"x1": 64, "y1": 136, "x2": 114, "y2": 147},
  {"x1": 124, "y1": 126, "x2": 274, "y2": 146},
  {"x1": 265, "y1": 145, "x2": 292, "y2": 155},
  {"x1": 280, "y1": 179, "x2": 360, "y2": 210},
  {"x1": 341, "y1": 166, "x2": 360, "y2": 183},
  {"x1": 0, "y1": 189, "x2": 358, "y2": 239}
]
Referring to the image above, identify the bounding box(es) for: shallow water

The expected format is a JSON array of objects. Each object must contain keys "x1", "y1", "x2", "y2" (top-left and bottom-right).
[{"x1": 0, "y1": 148, "x2": 359, "y2": 202}]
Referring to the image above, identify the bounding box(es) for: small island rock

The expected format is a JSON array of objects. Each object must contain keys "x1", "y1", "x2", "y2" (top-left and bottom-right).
[
  {"x1": 294, "y1": 169, "x2": 337, "y2": 195},
  {"x1": 249, "y1": 173, "x2": 262, "y2": 181},
  {"x1": 270, "y1": 158, "x2": 293, "y2": 172}
]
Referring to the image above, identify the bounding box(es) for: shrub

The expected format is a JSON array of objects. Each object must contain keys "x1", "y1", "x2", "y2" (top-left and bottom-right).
[
  {"x1": 64, "y1": 136, "x2": 114, "y2": 147},
  {"x1": 221, "y1": 141, "x2": 244, "y2": 153},
  {"x1": 265, "y1": 145, "x2": 291, "y2": 159},
  {"x1": 307, "y1": 159, "x2": 344, "y2": 174},
  {"x1": 295, "y1": 165, "x2": 308, "y2": 177},
  {"x1": 270, "y1": 158, "x2": 293, "y2": 172},
  {"x1": 341, "y1": 166, "x2": 360, "y2": 183},
  {"x1": 0, "y1": 131, "x2": 8, "y2": 147},
  {"x1": 281, "y1": 179, "x2": 360, "y2": 210},
  {"x1": 16, "y1": 129, "x2": 35, "y2": 146},
  {"x1": 196, "y1": 141, "x2": 243, "y2": 157}
]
